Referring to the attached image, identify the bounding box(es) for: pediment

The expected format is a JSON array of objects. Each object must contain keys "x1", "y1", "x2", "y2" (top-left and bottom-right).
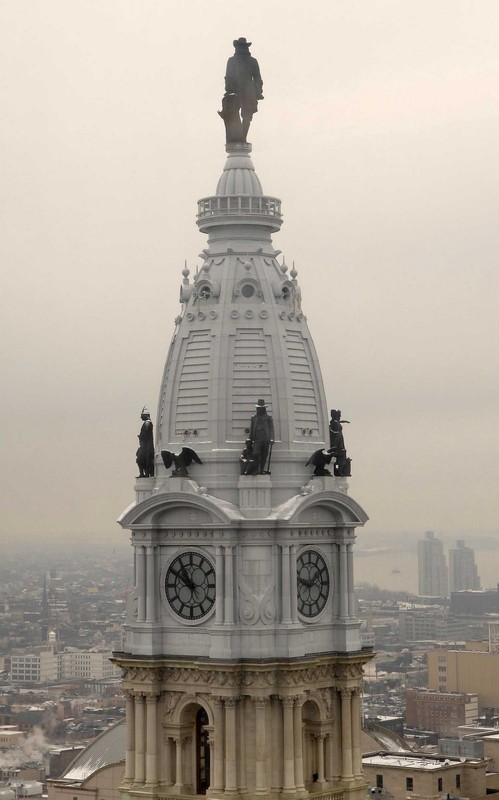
[
  {"x1": 295, "y1": 503, "x2": 342, "y2": 524},
  {"x1": 118, "y1": 492, "x2": 233, "y2": 529},
  {"x1": 152, "y1": 505, "x2": 213, "y2": 525},
  {"x1": 288, "y1": 490, "x2": 369, "y2": 527}
]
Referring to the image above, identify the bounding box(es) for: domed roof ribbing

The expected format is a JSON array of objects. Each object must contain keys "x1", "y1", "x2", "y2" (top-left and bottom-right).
[{"x1": 216, "y1": 147, "x2": 263, "y2": 196}]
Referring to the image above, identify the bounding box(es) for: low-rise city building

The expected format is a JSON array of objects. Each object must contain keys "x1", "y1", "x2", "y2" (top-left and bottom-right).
[
  {"x1": 10, "y1": 648, "x2": 120, "y2": 686},
  {"x1": 363, "y1": 751, "x2": 486, "y2": 800},
  {"x1": 428, "y1": 642, "x2": 499, "y2": 708},
  {"x1": 406, "y1": 688, "x2": 479, "y2": 737}
]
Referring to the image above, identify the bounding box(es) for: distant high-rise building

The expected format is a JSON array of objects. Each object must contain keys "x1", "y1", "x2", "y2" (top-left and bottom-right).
[
  {"x1": 449, "y1": 539, "x2": 481, "y2": 592},
  {"x1": 418, "y1": 531, "x2": 449, "y2": 597}
]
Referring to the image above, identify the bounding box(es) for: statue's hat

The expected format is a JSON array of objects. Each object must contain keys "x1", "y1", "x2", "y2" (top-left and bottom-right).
[
  {"x1": 255, "y1": 399, "x2": 267, "y2": 408},
  {"x1": 233, "y1": 37, "x2": 251, "y2": 48}
]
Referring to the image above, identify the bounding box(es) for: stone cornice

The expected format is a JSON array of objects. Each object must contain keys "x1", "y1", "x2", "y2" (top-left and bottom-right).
[{"x1": 113, "y1": 652, "x2": 372, "y2": 691}]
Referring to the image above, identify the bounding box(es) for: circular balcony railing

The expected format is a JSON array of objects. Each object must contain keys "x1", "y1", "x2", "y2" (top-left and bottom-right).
[{"x1": 197, "y1": 195, "x2": 282, "y2": 220}]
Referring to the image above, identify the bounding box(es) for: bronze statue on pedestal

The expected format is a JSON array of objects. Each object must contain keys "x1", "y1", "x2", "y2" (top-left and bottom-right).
[{"x1": 219, "y1": 37, "x2": 263, "y2": 144}]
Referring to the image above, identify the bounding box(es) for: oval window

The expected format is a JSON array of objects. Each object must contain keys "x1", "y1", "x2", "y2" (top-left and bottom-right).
[{"x1": 241, "y1": 283, "x2": 256, "y2": 298}]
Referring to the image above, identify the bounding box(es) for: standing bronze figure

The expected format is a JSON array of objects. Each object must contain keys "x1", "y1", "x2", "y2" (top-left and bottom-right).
[
  {"x1": 219, "y1": 37, "x2": 263, "y2": 144},
  {"x1": 136, "y1": 407, "x2": 155, "y2": 478},
  {"x1": 328, "y1": 409, "x2": 351, "y2": 477},
  {"x1": 249, "y1": 399, "x2": 274, "y2": 475}
]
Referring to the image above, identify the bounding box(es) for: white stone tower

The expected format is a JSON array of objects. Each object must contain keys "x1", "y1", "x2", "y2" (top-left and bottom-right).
[{"x1": 113, "y1": 97, "x2": 372, "y2": 800}]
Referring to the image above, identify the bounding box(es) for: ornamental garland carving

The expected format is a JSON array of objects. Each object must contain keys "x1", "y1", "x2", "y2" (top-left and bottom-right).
[
  {"x1": 120, "y1": 660, "x2": 365, "y2": 691},
  {"x1": 334, "y1": 663, "x2": 364, "y2": 682},
  {"x1": 122, "y1": 666, "x2": 164, "y2": 684}
]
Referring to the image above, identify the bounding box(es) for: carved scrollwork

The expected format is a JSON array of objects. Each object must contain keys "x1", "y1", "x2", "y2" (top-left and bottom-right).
[
  {"x1": 125, "y1": 589, "x2": 138, "y2": 622},
  {"x1": 253, "y1": 696, "x2": 270, "y2": 707},
  {"x1": 279, "y1": 695, "x2": 295, "y2": 707},
  {"x1": 238, "y1": 571, "x2": 276, "y2": 626},
  {"x1": 163, "y1": 691, "x2": 182, "y2": 718},
  {"x1": 317, "y1": 687, "x2": 334, "y2": 717}
]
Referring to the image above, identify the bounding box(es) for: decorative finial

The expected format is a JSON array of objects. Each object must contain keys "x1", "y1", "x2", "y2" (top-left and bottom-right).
[{"x1": 290, "y1": 262, "x2": 298, "y2": 280}]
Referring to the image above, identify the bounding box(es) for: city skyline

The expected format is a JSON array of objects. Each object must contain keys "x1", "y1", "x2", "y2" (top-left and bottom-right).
[{"x1": 2, "y1": 1, "x2": 499, "y2": 542}]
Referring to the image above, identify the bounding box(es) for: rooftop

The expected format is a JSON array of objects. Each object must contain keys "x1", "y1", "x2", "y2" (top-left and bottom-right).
[{"x1": 363, "y1": 752, "x2": 482, "y2": 770}]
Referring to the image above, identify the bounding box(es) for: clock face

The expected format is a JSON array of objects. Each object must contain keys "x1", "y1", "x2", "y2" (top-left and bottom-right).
[
  {"x1": 297, "y1": 549, "x2": 329, "y2": 618},
  {"x1": 165, "y1": 551, "x2": 216, "y2": 621}
]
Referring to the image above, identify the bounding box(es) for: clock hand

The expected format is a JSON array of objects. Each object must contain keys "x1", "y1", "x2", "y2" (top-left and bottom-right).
[
  {"x1": 298, "y1": 576, "x2": 314, "y2": 588},
  {"x1": 171, "y1": 566, "x2": 195, "y2": 591},
  {"x1": 180, "y1": 567, "x2": 195, "y2": 591}
]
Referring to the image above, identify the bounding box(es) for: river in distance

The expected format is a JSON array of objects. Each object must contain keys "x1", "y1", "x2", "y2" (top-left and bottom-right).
[{"x1": 354, "y1": 531, "x2": 499, "y2": 595}]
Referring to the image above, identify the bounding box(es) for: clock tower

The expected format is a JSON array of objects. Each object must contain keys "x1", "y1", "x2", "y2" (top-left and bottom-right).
[{"x1": 113, "y1": 40, "x2": 373, "y2": 800}]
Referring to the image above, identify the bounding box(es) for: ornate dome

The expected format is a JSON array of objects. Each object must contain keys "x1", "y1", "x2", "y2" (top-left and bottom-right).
[{"x1": 215, "y1": 144, "x2": 263, "y2": 196}]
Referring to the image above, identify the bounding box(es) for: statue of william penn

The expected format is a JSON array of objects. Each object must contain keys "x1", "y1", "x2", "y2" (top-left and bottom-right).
[{"x1": 219, "y1": 37, "x2": 263, "y2": 144}]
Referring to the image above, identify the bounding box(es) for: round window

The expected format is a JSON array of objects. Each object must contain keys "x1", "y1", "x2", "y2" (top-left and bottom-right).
[
  {"x1": 198, "y1": 285, "x2": 212, "y2": 299},
  {"x1": 241, "y1": 283, "x2": 255, "y2": 298}
]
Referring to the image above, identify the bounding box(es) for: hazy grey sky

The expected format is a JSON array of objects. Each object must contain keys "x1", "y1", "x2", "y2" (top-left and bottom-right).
[{"x1": 2, "y1": 0, "x2": 499, "y2": 544}]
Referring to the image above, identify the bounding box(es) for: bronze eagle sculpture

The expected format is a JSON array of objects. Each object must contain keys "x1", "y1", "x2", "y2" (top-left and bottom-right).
[{"x1": 161, "y1": 447, "x2": 203, "y2": 477}]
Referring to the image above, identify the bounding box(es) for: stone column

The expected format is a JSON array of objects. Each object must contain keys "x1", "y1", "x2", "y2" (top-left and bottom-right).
[
  {"x1": 224, "y1": 698, "x2": 238, "y2": 793},
  {"x1": 239, "y1": 696, "x2": 247, "y2": 793},
  {"x1": 293, "y1": 696, "x2": 305, "y2": 791},
  {"x1": 347, "y1": 542, "x2": 355, "y2": 617},
  {"x1": 208, "y1": 739, "x2": 215, "y2": 792},
  {"x1": 281, "y1": 545, "x2": 292, "y2": 623},
  {"x1": 163, "y1": 737, "x2": 173, "y2": 786},
  {"x1": 146, "y1": 546, "x2": 156, "y2": 622},
  {"x1": 331, "y1": 690, "x2": 342, "y2": 780},
  {"x1": 282, "y1": 697, "x2": 296, "y2": 793},
  {"x1": 224, "y1": 545, "x2": 234, "y2": 624},
  {"x1": 316, "y1": 734, "x2": 325, "y2": 783},
  {"x1": 124, "y1": 691, "x2": 135, "y2": 784},
  {"x1": 145, "y1": 693, "x2": 158, "y2": 785},
  {"x1": 325, "y1": 734, "x2": 333, "y2": 783},
  {"x1": 213, "y1": 697, "x2": 224, "y2": 792},
  {"x1": 174, "y1": 737, "x2": 183, "y2": 789},
  {"x1": 136, "y1": 546, "x2": 146, "y2": 622},
  {"x1": 134, "y1": 693, "x2": 145, "y2": 784},
  {"x1": 340, "y1": 689, "x2": 353, "y2": 780},
  {"x1": 270, "y1": 697, "x2": 280, "y2": 793},
  {"x1": 215, "y1": 546, "x2": 224, "y2": 624},
  {"x1": 351, "y1": 688, "x2": 362, "y2": 777},
  {"x1": 290, "y1": 545, "x2": 298, "y2": 623},
  {"x1": 254, "y1": 697, "x2": 269, "y2": 795},
  {"x1": 339, "y1": 543, "x2": 348, "y2": 619}
]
